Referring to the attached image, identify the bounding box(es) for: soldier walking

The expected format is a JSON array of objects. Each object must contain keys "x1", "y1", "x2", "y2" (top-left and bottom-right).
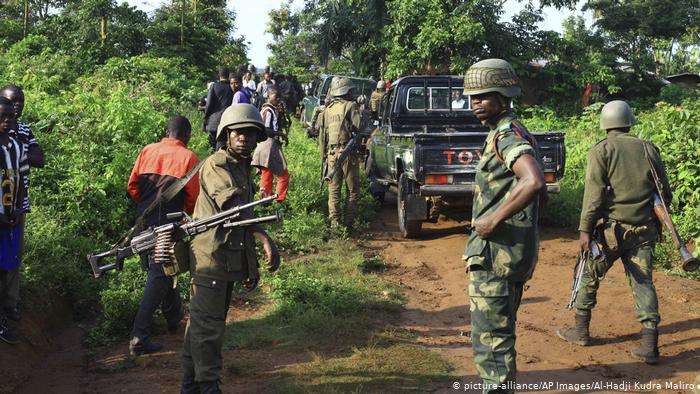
[
  {"x1": 557, "y1": 100, "x2": 671, "y2": 365},
  {"x1": 181, "y1": 104, "x2": 280, "y2": 393},
  {"x1": 369, "y1": 80, "x2": 385, "y2": 121},
  {"x1": 461, "y1": 59, "x2": 546, "y2": 393},
  {"x1": 317, "y1": 78, "x2": 362, "y2": 229}
]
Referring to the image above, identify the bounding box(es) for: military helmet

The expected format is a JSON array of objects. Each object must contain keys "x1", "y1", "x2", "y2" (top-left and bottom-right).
[
  {"x1": 216, "y1": 104, "x2": 267, "y2": 142},
  {"x1": 329, "y1": 77, "x2": 355, "y2": 97},
  {"x1": 599, "y1": 100, "x2": 636, "y2": 130},
  {"x1": 376, "y1": 80, "x2": 385, "y2": 90},
  {"x1": 463, "y1": 58, "x2": 521, "y2": 98}
]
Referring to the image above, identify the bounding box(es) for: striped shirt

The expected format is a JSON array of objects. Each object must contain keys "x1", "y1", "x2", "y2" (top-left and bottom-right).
[
  {"x1": 8, "y1": 120, "x2": 36, "y2": 211},
  {"x1": 0, "y1": 134, "x2": 29, "y2": 216}
]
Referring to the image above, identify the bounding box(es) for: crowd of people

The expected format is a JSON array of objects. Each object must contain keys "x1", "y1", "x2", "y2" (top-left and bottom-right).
[{"x1": 0, "y1": 57, "x2": 678, "y2": 394}]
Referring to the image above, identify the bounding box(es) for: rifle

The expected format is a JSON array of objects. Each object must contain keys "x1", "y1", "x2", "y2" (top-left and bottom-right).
[
  {"x1": 88, "y1": 195, "x2": 280, "y2": 278},
  {"x1": 323, "y1": 135, "x2": 358, "y2": 183},
  {"x1": 643, "y1": 143, "x2": 699, "y2": 272},
  {"x1": 567, "y1": 241, "x2": 604, "y2": 310},
  {"x1": 652, "y1": 193, "x2": 699, "y2": 271},
  {"x1": 319, "y1": 161, "x2": 328, "y2": 192}
]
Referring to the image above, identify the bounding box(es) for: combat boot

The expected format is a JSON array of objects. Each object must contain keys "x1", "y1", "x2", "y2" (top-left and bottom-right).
[
  {"x1": 631, "y1": 328, "x2": 659, "y2": 364},
  {"x1": 180, "y1": 375, "x2": 200, "y2": 394},
  {"x1": 556, "y1": 313, "x2": 590, "y2": 346},
  {"x1": 199, "y1": 381, "x2": 222, "y2": 394}
]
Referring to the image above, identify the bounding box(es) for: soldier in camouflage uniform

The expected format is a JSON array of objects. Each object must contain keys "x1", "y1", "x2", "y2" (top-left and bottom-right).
[
  {"x1": 557, "y1": 100, "x2": 671, "y2": 365},
  {"x1": 181, "y1": 104, "x2": 280, "y2": 394},
  {"x1": 317, "y1": 77, "x2": 362, "y2": 228},
  {"x1": 461, "y1": 59, "x2": 546, "y2": 394}
]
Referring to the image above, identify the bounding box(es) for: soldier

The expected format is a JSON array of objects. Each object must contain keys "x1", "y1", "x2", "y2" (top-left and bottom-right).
[
  {"x1": 461, "y1": 59, "x2": 546, "y2": 393},
  {"x1": 181, "y1": 104, "x2": 280, "y2": 394},
  {"x1": 317, "y1": 78, "x2": 362, "y2": 229},
  {"x1": 557, "y1": 100, "x2": 671, "y2": 365},
  {"x1": 369, "y1": 80, "x2": 385, "y2": 121}
]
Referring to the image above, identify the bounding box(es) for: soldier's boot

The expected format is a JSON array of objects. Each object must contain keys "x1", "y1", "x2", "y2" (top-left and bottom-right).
[
  {"x1": 631, "y1": 328, "x2": 659, "y2": 365},
  {"x1": 180, "y1": 375, "x2": 200, "y2": 394},
  {"x1": 199, "y1": 381, "x2": 222, "y2": 394},
  {"x1": 556, "y1": 313, "x2": 590, "y2": 346}
]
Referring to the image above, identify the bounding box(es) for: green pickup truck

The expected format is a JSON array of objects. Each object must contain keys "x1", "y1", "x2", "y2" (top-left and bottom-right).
[
  {"x1": 367, "y1": 75, "x2": 566, "y2": 238},
  {"x1": 301, "y1": 74, "x2": 376, "y2": 131}
]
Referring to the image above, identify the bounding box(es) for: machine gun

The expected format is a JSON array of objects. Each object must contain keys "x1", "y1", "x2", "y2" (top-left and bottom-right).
[
  {"x1": 88, "y1": 195, "x2": 280, "y2": 278},
  {"x1": 323, "y1": 135, "x2": 359, "y2": 183},
  {"x1": 567, "y1": 241, "x2": 604, "y2": 310}
]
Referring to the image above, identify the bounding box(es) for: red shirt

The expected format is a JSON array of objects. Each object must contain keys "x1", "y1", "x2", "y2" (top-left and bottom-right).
[{"x1": 128, "y1": 138, "x2": 200, "y2": 226}]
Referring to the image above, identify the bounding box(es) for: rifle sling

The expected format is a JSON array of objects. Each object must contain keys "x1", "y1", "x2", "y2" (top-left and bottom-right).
[{"x1": 114, "y1": 159, "x2": 204, "y2": 248}]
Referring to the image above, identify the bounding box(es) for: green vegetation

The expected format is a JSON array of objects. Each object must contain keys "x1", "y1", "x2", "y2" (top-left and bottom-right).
[{"x1": 222, "y1": 240, "x2": 454, "y2": 392}]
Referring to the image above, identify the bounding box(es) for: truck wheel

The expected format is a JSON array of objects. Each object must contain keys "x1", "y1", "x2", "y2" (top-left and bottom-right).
[{"x1": 397, "y1": 173, "x2": 422, "y2": 238}]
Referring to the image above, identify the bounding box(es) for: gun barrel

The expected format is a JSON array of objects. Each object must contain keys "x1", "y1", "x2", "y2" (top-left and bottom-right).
[
  {"x1": 222, "y1": 212, "x2": 282, "y2": 228},
  {"x1": 183, "y1": 194, "x2": 278, "y2": 235}
]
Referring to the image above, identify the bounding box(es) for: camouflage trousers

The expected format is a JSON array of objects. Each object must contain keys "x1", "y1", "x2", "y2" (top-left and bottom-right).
[
  {"x1": 574, "y1": 221, "x2": 660, "y2": 324},
  {"x1": 468, "y1": 269, "x2": 525, "y2": 394},
  {"x1": 326, "y1": 148, "x2": 360, "y2": 227}
]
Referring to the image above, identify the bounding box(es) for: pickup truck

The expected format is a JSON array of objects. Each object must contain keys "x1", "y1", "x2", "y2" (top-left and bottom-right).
[
  {"x1": 367, "y1": 75, "x2": 565, "y2": 238},
  {"x1": 301, "y1": 74, "x2": 376, "y2": 130}
]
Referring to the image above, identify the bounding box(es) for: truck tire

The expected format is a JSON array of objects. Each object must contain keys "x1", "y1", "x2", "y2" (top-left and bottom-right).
[{"x1": 397, "y1": 173, "x2": 422, "y2": 238}]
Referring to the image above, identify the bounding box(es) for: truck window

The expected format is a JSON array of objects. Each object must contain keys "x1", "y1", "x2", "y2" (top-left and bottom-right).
[{"x1": 406, "y1": 87, "x2": 471, "y2": 111}]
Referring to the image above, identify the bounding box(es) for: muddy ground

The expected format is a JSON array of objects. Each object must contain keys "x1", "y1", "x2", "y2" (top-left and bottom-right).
[{"x1": 4, "y1": 195, "x2": 700, "y2": 393}]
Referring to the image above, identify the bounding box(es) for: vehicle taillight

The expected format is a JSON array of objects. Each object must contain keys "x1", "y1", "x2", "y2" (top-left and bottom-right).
[
  {"x1": 544, "y1": 172, "x2": 556, "y2": 183},
  {"x1": 425, "y1": 174, "x2": 452, "y2": 184}
]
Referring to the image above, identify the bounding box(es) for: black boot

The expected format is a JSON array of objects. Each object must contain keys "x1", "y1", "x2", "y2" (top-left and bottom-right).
[
  {"x1": 199, "y1": 381, "x2": 222, "y2": 394},
  {"x1": 556, "y1": 313, "x2": 591, "y2": 346},
  {"x1": 631, "y1": 328, "x2": 659, "y2": 364},
  {"x1": 180, "y1": 375, "x2": 200, "y2": 394}
]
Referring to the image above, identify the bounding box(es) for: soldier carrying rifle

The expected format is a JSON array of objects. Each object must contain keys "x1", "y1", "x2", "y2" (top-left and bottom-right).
[
  {"x1": 318, "y1": 77, "x2": 362, "y2": 229},
  {"x1": 557, "y1": 100, "x2": 672, "y2": 365}
]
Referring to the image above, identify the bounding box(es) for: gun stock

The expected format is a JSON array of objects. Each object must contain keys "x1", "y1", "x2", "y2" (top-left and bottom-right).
[
  {"x1": 652, "y1": 194, "x2": 699, "y2": 272},
  {"x1": 87, "y1": 246, "x2": 134, "y2": 278},
  {"x1": 566, "y1": 251, "x2": 588, "y2": 310}
]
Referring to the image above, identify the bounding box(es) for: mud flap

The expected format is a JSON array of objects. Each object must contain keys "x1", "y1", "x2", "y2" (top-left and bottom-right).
[{"x1": 405, "y1": 193, "x2": 427, "y2": 221}]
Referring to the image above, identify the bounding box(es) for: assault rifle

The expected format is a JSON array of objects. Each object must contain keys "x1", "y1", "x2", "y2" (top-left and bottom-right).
[
  {"x1": 88, "y1": 195, "x2": 280, "y2": 278},
  {"x1": 323, "y1": 135, "x2": 359, "y2": 183},
  {"x1": 567, "y1": 241, "x2": 604, "y2": 310}
]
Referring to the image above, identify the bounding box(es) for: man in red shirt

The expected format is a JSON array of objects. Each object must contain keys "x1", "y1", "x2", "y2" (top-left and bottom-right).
[{"x1": 127, "y1": 116, "x2": 200, "y2": 356}]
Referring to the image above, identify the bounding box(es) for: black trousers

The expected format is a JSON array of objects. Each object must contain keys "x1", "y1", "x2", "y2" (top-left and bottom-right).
[{"x1": 130, "y1": 260, "x2": 183, "y2": 345}]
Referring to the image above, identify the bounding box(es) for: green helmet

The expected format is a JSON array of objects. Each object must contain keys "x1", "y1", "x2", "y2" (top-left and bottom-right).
[
  {"x1": 216, "y1": 104, "x2": 267, "y2": 142},
  {"x1": 330, "y1": 77, "x2": 355, "y2": 97},
  {"x1": 599, "y1": 100, "x2": 636, "y2": 130},
  {"x1": 376, "y1": 80, "x2": 385, "y2": 90},
  {"x1": 463, "y1": 58, "x2": 521, "y2": 98}
]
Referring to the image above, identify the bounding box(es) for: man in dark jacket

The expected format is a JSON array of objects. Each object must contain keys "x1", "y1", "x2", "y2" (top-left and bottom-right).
[{"x1": 204, "y1": 66, "x2": 234, "y2": 149}]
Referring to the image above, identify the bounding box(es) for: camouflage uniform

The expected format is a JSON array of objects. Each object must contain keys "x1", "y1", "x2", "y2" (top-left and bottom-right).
[
  {"x1": 574, "y1": 131, "x2": 670, "y2": 324},
  {"x1": 318, "y1": 97, "x2": 362, "y2": 227},
  {"x1": 463, "y1": 111, "x2": 540, "y2": 393}
]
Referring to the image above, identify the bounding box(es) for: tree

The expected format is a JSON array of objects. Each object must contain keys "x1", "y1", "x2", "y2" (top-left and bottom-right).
[{"x1": 148, "y1": 0, "x2": 248, "y2": 76}]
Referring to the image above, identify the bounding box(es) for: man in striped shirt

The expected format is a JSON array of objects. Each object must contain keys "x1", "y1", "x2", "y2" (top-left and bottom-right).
[
  {"x1": 0, "y1": 85, "x2": 44, "y2": 323},
  {"x1": 0, "y1": 96, "x2": 29, "y2": 344}
]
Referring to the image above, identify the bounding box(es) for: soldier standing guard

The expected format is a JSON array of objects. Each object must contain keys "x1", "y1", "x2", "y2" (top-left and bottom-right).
[
  {"x1": 317, "y1": 78, "x2": 362, "y2": 229},
  {"x1": 181, "y1": 104, "x2": 280, "y2": 394},
  {"x1": 461, "y1": 59, "x2": 546, "y2": 393},
  {"x1": 557, "y1": 100, "x2": 671, "y2": 365}
]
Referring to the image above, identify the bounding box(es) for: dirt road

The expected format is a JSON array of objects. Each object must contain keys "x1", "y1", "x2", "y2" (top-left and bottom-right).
[
  {"x1": 369, "y1": 195, "x2": 700, "y2": 393},
  {"x1": 8, "y1": 195, "x2": 700, "y2": 393}
]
